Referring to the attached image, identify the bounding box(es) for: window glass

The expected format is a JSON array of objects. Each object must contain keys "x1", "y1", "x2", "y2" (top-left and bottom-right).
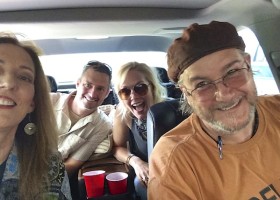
[
  {"x1": 238, "y1": 27, "x2": 279, "y2": 95},
  {"x1": 40, "y1": 28, "x2": 279, "y2": 95},
  {"x1": 40, "y1": 51, "x2": 167, "y2": 86}
]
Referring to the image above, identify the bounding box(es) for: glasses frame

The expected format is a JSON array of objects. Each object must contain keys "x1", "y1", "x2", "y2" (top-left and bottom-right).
[
  {"x1": 118, "y1": 83, "x2": 150, "y2": 100},
  {"x1": 185, "y1": 61, "x2": 251, "y2": 100}
]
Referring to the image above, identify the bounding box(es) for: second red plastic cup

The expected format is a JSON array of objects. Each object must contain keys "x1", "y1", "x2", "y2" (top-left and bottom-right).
[{"x1": 106, "y1": 172, "x2": 128, "y2": 195}]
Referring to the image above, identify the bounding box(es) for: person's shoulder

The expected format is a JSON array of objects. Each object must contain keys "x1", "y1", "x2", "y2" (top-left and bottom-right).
[
  {"x1": 50, "y1": 92, "x2": 69, "y2": 104},
  {"x1": 92, "y1": 108, "x2": 113, "y2": 127},
  {"x1": 153, "y1": 116, "x2": 195, "y2": 155},
  {"x1": 164, "y1": 115, "x2": 194, "y2": 139},
  {"x1": 258, "y1": 94, "x2": 280, "y2": 108}
]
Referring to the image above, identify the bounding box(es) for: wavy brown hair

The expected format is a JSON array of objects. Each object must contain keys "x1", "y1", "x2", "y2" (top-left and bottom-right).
[{"x1": 0, "y1": 33, "x2": 59, "y2": 199}]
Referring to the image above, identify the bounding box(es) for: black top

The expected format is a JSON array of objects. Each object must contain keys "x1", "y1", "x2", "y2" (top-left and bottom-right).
[{"x1": 129, "y1": 118, "x2": 148, "y2": 162}]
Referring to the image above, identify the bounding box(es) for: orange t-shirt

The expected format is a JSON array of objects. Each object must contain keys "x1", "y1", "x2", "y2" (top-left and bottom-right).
[{"x1": 149, "y1": 95, "x2": 280, "y2": 200}]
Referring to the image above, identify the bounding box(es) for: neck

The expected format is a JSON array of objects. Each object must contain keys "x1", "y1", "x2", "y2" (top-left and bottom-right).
[{"x1": 200, "y1": 113, "x2": 257, "y2": 145}]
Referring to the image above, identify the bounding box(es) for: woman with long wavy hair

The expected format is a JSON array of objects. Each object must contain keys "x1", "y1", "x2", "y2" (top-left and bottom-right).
[{"x1": 0, "y1": 33, "x2": 72, "y2": 200}]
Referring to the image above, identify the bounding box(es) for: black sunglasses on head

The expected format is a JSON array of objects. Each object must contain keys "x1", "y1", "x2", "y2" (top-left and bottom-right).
[
  {"x1": 86, "y1": 60, "x2": 112, "y2": 81},
  {"x1": 87, "y1": 60, "x2": 112, "y2": 72},
  {"x1": 118, "y1": 83, "x2": 150, "y2": 100}
]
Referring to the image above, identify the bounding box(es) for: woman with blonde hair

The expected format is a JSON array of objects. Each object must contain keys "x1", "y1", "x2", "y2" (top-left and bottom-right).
[
  {"x1": 0, "y1": 33, "x2": 71, "y2": 199},
  {"x1": 113, "y1": 62, "x2": 166, "y2": 200}
]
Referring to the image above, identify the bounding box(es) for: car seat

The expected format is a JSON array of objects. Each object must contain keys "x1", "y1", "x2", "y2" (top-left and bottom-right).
[
  {"x1": 102, "y1": 87, "x2": 119, "y2": 106},
  {"x1": 154, "y1": 67, "x2": 182, "y2": 99},
  {"x1": 147, "y1": 99, "x2": 190, "y2": 157},
  {"x1": 46, "y1": 75, "x2": 58, "y2": 92}
]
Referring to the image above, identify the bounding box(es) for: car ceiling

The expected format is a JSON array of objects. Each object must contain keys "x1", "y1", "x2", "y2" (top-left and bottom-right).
[
  {"x1": 0, "y1": 0, "x2": 279, "y2": 55},
  {"x1": 0, "y1": 0, "x2": 219, "y2": 11},
  {"x1": 0, "y1": 0, "x2": 278, "y2": 39}
]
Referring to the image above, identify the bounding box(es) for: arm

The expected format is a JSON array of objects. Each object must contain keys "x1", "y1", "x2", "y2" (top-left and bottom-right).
[
  {"x1": 112, "y1": 106, "x2": 149, "y2": 184},
  {"x1": 63, "y1": 157, "x2": 84, "y2": 178},
  {"x1": 112, "y1": 106, "x2": 131, "y2": 163}
]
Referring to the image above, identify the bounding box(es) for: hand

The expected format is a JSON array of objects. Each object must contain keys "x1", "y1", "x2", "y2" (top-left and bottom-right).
[{"x1": 130, "y1": 156, "x2": 149, "y2": 187}]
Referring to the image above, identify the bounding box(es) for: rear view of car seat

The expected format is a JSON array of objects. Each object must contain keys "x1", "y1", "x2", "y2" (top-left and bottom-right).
[
  {"x1": 46, "y1": 75, "x2": 58, "y2": 92},
  {"x1": 147, "y1": 99, "x2": 190, "y2": 157},
  {"x1": 155, "y1": 67, "x2": 182, "y2": 99}
]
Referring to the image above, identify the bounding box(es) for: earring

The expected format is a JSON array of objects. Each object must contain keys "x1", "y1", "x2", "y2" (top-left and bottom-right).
[{"x1": 24, "y1": 113, "x2": 37, "y2": 135}]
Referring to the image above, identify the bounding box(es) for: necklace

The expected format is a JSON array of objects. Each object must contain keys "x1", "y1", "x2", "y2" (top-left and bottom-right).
[
  {"x1": 135, "y1": 118, "x2": 147, "y2": 141},
  {"x1": 217, "y1": 111, "x2": 259, "y2": 160},
  {"x1": 251, "y1": 111, "x2": 259, "y2": 138}
]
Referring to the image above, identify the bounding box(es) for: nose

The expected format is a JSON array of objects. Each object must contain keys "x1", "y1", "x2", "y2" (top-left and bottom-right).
[
  {"x1": 0, "y1": 74, "x2": 16, "y2": 89},
  {"x1": 214, "y1": 82, "x2": 233, "y2": 101},
  {"x1": 129, "y1": 88, "x2": 139, "y2": 99},
  {"x1": 87, "y1": 85, "x2": 100, "y2": 97}
]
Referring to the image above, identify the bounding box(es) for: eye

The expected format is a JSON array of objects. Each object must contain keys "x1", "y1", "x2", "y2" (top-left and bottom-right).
[
  {"x1": 83, "y1": 83, "x2": 92, "y2": 88},
  {"x1": 225, "y1": 68, "x2": 242, "y2": 78},
  {"x1": 96, "y1": 86, "x2": 105, "y2": 92},
  {"x1": 195, "y1": 81, "x2": 211, "y2": 90},
  {"x1": 135, "y1": 83, "x2": 145, "y2": 89},
  {"x1": 227, "y1": 68, "x2": 239, "y2": 75},
  {"x1": 18, "y1": 74, "x2": 33, "y2": 83}
]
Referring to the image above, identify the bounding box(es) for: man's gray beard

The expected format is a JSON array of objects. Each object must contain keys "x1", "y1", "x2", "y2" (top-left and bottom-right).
[{"x1": 204, "y1": 104, "x2": 256, "y2": 136}]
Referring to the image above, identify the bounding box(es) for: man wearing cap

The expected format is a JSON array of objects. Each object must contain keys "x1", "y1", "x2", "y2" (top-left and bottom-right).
[{"x1": 148, "y1": 21, "x2": 280, "y2": 199}]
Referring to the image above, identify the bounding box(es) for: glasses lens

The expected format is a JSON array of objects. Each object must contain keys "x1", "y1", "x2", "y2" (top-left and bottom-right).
[
  {"x1": 224, "y1": 68, "x2": 249, "y2": 88},
  {"x1": 118, "y1": 83, "x2": 149, "y2": 100},
  {"x1": 134, "y1": 83, "x2": 149, "y2": 96},
  {"x1": 118, "y1": 88, "x2": 131, "y2": 100},
  {"x1": 193, "y1": 84, "x2": 216, "y2": 102},
  {"x1": 193, "y1": 68, "x2": 249, "y2": 102}
]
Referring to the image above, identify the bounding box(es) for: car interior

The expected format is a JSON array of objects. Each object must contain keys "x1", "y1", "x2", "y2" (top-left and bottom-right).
[{"x1": 1, "y1": 0, "x2": 280, "y2": 199}]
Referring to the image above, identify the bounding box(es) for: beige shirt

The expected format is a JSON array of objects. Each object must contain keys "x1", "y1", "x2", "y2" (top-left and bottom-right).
[
  {"x1": 50, "y1": 92, "x2": 112, "y2": 161},
  {"x1": 149, "y1": 95, "x2": 280, "y2": 200}
]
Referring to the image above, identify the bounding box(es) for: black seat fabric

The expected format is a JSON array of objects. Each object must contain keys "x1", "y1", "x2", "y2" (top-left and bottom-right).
[
  {"x1": 147, "y1": 99, "x2": 190, "y2": 157},
  {"x1": 46, "y1": 75, "x2": 58, "y2": 92},
  {"x1": 154, "y1": 67, "x2": 182, "y2": 99},
  {"x1": 155, "y1": 67, "x2": 170, "y2": 83},
  {"x1": 102, "y1": 87, "x2": 119, "y2": 105}
]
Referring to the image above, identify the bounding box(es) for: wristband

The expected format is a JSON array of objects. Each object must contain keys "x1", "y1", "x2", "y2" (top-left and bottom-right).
[{"x1": 125, "y1": 154, "x2": 135, "y2": 166}]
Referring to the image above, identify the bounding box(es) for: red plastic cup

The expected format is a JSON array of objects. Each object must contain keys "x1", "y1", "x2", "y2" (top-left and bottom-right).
[
  {"x1": 106, "y1": 172, "x2": 128, "y2": 195},
  {"x1": 83, "y1": 170, "x2": 105, "y2": 198}
]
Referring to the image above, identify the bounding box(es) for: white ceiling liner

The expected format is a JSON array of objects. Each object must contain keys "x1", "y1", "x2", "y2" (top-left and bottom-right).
[{"x1": 0, "y1": 0, "x2": 220, "y2": 11}]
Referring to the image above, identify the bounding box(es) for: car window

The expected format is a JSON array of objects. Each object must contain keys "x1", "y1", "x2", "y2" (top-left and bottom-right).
[
  {"x1": 41, "y1": 27, "x2": 279, "y2": 95},
  {"x1": 40, "y1": 51, "x2": 167, "y2": 91},
  {"x1": 238, "y1": 27, "x2": 279, "y2": 95}
]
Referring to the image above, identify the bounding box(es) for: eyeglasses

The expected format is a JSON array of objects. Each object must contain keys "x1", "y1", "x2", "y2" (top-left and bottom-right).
[
  {"x1": 118, "y1": 83, "x2": 150, "y2": 100},
  {"x1": 185, "y1": 61, "x2": 251, "y2": 102}
]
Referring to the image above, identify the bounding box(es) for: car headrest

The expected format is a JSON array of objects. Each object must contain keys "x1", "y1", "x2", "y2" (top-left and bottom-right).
[
  {"x1": 101, "y1": 87, "x2": 119, "y2": 106},
  {"x1": 46, "y1": 75, "x2": 58, "y2": 92},
  {"x1": 155, "y1": 67, "x2": 170, "y2": 83},
  {"x1": 155, "y1": 67, "x2": 182, "y2": 99},
  {"x1": 147, "y1": 99, "x2": 190, "y2": 157}
]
